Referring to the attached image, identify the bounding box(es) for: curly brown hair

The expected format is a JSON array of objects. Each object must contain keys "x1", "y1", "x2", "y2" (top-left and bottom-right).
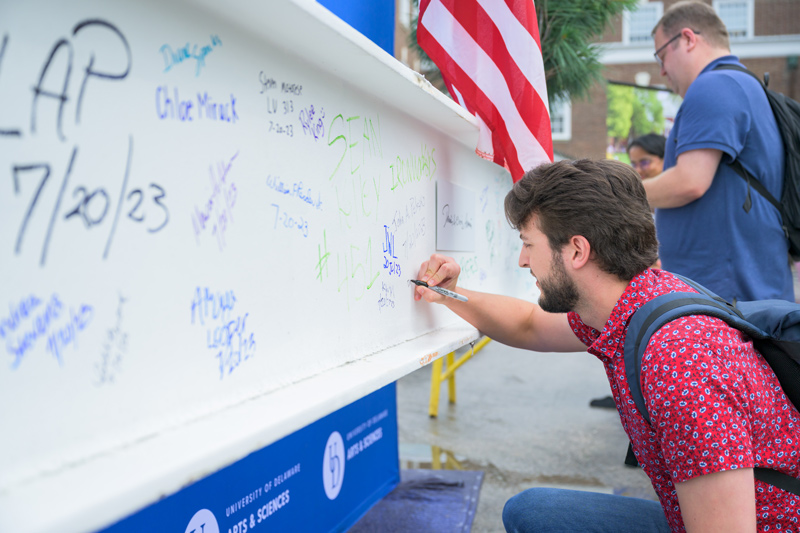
[{"x1": 504, "y1": 159, "x2": 659, "y2": 281}]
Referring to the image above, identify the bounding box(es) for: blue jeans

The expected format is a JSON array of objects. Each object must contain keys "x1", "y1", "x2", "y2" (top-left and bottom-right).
[{"x1": 502, "y1": 488, "x2": 671, "y2": 532}]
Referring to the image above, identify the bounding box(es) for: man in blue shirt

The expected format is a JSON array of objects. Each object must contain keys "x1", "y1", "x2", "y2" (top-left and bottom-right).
[{"x1": 643, "y1": 0, "x2": 793, "y2": 303}]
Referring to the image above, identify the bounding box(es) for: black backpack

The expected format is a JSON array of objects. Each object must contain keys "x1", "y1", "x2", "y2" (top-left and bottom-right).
[
  {"x1": 713, "y1": 64, "x2": 800, "y2": 260},
  {"x1": 623, "y1": 274, "x2": 800, "y2": 494}
]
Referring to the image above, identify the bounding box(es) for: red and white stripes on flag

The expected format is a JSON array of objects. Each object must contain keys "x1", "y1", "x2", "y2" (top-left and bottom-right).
[{"x1": 417, "y1": 0, "x2": 553, "y2": 182}]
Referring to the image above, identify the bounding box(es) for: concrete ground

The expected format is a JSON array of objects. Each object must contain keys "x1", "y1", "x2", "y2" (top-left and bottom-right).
[{"x1": 396, "y1": 340, "x2": 658, "y2": 533}]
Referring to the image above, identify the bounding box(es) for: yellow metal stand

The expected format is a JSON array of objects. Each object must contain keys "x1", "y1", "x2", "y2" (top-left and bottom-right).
[
  {"x1": 431, "y1": 445, "x2": 464, "y2": 470},
  {"x1": 428, "y1": 336, "x2": 492, "y2": 417}
]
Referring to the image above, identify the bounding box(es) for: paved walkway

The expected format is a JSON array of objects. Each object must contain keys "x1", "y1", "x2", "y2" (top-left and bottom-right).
[{"x1": 397, "y1": 340, "x2": 656, "y2": 533}]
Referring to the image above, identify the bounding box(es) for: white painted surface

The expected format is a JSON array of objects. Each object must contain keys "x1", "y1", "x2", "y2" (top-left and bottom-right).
[
  {"x1": 0, "y1": 0, "x2": 533, "y2": 531},
  {"x1": 436, "y1": 179, "x2": 477, "y2": 252}
]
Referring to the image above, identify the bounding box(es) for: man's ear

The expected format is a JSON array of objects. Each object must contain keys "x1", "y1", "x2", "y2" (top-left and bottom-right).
[
  {"x1": 567, "y1": 235, "x2": 592, "y2": 269},
  {"x1": 684, "y1": 27, "x2": 700, "y2": 51}
]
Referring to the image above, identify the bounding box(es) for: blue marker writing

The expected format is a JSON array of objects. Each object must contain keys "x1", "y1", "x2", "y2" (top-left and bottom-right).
[{"x1": 409, "y1": 279, "x2": 468, "y2": 302}]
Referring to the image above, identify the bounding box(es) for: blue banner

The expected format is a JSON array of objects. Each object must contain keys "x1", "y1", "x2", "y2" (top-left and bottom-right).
[
  {"x1": 101, "y1": 384, "x2": 399, "y2": 532},
  {"x1": 317, "y1": 0, "x2": 395, "y2": 55}
]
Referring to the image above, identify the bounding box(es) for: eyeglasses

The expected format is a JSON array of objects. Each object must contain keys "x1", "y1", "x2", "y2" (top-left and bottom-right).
[
  {"x1": 631, "y1": 159, "x2": 652, "y2": 170},
  {"x1": 654, "y1": 30, "x2": 700, "y2": 68}
]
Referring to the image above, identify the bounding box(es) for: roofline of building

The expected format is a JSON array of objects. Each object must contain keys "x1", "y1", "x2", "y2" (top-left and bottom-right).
[{"x1": 598, "y1": 34, "x2": 800, "y2": 65}]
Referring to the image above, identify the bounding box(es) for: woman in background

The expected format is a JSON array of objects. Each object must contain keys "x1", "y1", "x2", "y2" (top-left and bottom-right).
[{"x1": 627, "y1": 133, "x2": 666, "y2": 180}]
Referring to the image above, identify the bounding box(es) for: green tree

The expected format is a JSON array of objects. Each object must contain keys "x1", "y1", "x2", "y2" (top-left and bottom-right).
[
  {"x1": 630, "y1": 88, "x2": 665, "y2": 138},
  {"x1": 537, "y1": 0, "x2": 639, "y2": 103},
  {"x1": 606, "y1": 84, "x2": 634, "y2": 140},
  {"x1": 409, "y1": 0, "x2": 640, "y2": 104},
  {"x1": 607, "y1": 85, "x2": 666, "y2": 141}
]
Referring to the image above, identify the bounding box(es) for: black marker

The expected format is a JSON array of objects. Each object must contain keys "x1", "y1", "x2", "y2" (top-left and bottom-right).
[{"x1": 409, "y1": 279, "x2": 468, "y2": 302}]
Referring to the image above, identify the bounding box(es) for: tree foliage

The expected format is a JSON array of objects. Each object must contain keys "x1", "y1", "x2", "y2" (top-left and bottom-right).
[
  {"x1": 630, "y1": 88, "x2": 665, "y2": 137},
  {"x1": 606, "y1": 84, "x2": 635, "y2": 139},
  {"x1": 538, "y1": 0, "x2": 639, "y2": 103},
  {"x1": 409, "y1": 0, "x2": 640, "y2": 104},
  {"x1": 606, "y1": 84, "x2": 670, "y2": 141}
]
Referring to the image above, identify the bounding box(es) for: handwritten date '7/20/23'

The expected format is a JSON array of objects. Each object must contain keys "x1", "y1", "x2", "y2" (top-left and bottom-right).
[
  {"x1": 2, "y1": 21, "x2": 170, "y2": 266},
  {"x1": 12, "y1": 138, "x2": 170, "y2": 266}
]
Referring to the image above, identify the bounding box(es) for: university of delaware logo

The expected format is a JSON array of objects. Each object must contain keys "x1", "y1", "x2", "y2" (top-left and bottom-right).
[
  {"x1": 185, "y1": 509, "x2": 220, "y2": 533},
  {"x1": 322, "y1": 431, "x2": 345, "y2": 500}
]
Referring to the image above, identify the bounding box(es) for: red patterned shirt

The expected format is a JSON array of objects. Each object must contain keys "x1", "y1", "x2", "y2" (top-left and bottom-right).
[{"x1": 569, "y1": 269, "x2": 800, "y2": 531}]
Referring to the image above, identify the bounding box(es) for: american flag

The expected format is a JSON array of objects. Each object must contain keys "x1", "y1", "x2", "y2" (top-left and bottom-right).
[{"x1": 417, "y1": 0, "x2": 553, "y2": 182}]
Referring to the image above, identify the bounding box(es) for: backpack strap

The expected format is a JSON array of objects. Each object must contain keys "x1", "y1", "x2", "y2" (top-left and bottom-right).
[
  {"x1": 623, "y1": 291, "x2": 762, "y2": 425},
  {"x1": 623, "y1": 277, "x2": 800, "y2": 494},
  {"x1": 624, "y1": 275, "x2": 763, "y2": 425},
  {"x1": 670, "y1": 273, "x2": 742, "y2": 309},
  {"x1": 712, "y1": 63, "x2": 765, "y2": 87},
  {"x1": 711, "y1": 64, "x2": 786, "y2": 218},
  {"x1": 729, "y1": 159, "x2": 783, "y2": 216},
  {"x1": 754, "y1": 467, "x2": 800, "y2": 495}
]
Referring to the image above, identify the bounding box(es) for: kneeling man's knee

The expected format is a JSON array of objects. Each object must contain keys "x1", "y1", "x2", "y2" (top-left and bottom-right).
[{"x1": 502, "y1": 488, "x2": 555, "y2": 532}]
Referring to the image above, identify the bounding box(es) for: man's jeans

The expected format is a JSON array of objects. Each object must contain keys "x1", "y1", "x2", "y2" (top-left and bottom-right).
[{"x1": 502, "y1": 488, "x2": 671, "y2": 532}]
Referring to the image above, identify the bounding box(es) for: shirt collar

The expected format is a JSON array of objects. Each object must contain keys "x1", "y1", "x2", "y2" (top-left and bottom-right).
[
  {"x1": 577, "y1": 269, "x2": 665, "y2": 359},
  {"x1": 701, "y1": 54, "x2": 742, "y2": 75}
]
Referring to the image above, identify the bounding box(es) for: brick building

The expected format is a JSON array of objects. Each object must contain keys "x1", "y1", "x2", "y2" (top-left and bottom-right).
[
  {"x1": 394, "y1": 0, "x2": 799, "y2": 161},
  {"x1": 554, "y1": 0, "x2": 800, "y2": 159}
]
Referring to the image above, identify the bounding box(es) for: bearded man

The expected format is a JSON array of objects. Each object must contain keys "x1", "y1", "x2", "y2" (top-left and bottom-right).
[{"x1": 414, "y1": 159, "x2": 800, "y2": 532}]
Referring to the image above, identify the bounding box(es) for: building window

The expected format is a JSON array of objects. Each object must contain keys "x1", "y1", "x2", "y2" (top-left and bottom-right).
[
  {"x1": 398, "y1": 0, "x2": 412, "y2": 29},
  {"x1": 624, "y1": 2, "x2": 663, "y2": 44},
  {"x1": 550, "y1": 98, "x2": 571, "y2": 141},
  {"x1": 714, "y1": 0, "x2": 753, "y2": 39}
]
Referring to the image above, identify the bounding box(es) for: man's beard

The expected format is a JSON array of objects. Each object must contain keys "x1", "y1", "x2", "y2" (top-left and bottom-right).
[{"x1": 537, "y1": 253, "x2": 580, "y2": 314}]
